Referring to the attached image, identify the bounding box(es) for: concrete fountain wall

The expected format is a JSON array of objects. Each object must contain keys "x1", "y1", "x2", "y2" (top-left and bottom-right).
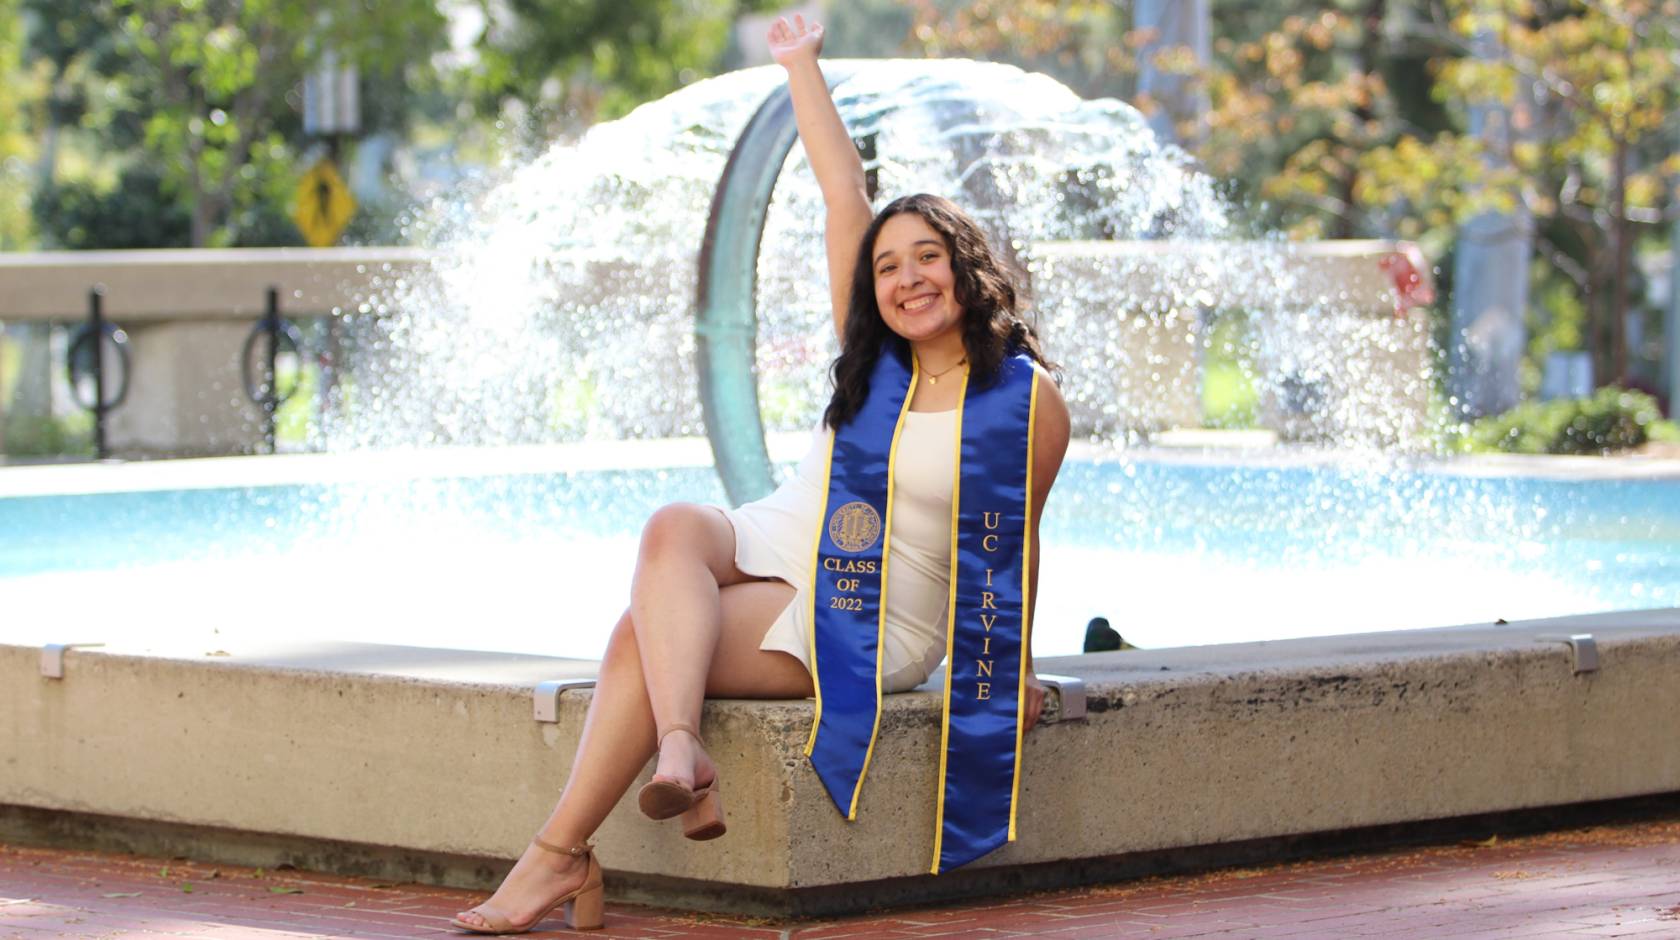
[{"x1": 3, "y1": 608, "x2": 1676, "y2": 916}]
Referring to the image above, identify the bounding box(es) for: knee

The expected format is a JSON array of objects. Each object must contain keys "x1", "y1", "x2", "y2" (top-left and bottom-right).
[
  {"x1": 605, "y1": 610, "x2": 639, "y2": 658},
  {"x1": 639, "y1": 502, "x2": 711, "y2": 559}
]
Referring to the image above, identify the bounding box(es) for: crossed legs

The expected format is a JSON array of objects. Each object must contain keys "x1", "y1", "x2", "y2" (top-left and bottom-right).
[{"x1": 455, "y1": 504, "x2": 812, "y2": 930}]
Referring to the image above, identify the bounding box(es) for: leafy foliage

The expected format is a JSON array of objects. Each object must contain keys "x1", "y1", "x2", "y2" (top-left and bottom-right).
[
  {"x1": 0, "y1": 412, "x2": 95, "y2": 458},
  {"x1": 0, "y1": 0, "x2": 35, "y2": 248},
  {"x1": 904, "y1": 0, "x2": 1130, "y2": 100},
  {"x1": 1466, "y1": 386, "x2": 1678, "y2": 453},
  {"x1": 101, "y1": 0, "x2": 449, "y2": 245},
  {"x1": 465, "y1": 0, "x2": 782, "y2": 137},
  {"x1": 11, "y1": 0, "x2": 797, "y2": 250},
  {"x1": 33, "y1": 163, "x2": 191, "y2": 249},
  {"x1": 1421, "y1": 0, "x2": 1680, "y2": 388},
  {"x1": 907, "y1": 0, "x2": 1680, "y2": 395}
]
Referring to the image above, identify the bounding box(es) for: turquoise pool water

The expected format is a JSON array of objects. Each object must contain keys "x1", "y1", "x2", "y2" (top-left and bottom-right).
[{"x1": 5, "y1": 456, "x2": 1676, "y2": 657}]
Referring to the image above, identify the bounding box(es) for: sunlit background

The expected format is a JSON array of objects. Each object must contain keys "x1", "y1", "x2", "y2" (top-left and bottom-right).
[{"x1": 1, "y1": 1, "x2": 1676, "y2": 658}]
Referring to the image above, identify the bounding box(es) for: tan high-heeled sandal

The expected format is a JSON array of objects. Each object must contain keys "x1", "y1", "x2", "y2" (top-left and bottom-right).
[
  {"x1": 636, "y1": 722, "x2": 727, "y2": 841},
  {"x1": 450, "y1": 838, "x2": 604, "y2": 934}
]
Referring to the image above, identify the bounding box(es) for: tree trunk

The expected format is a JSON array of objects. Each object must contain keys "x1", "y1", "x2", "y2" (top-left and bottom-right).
[
  {"x1": 1668, "y1": 124, "x2": 1680, "y2": 415},
  {"x1": 37, "y1": 122, "x2": 58, "y2": 190},
  {"x1": 1333, "y1": 0, "x2": 1386, "y2": 241},
  {"x1": 187, "y1": 172, "x2": 230, "y2": 247},
  {"x1": 1608, "y1": 136, "x2": 1630, "y2": 386},
  {"x1": 190, "y1": 191, "x2": 212, "y2": 247}
]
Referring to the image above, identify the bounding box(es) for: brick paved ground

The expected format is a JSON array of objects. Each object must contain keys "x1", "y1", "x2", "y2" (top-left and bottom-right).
[{"x1": 3, "y1": 811, "x2": 1678, "y2": 939}]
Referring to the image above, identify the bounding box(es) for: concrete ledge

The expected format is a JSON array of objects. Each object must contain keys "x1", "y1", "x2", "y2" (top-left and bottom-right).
[
  {"x1": 5, "y1": 609, "x2": 1678, "y2": 915},
  {"x1": 0, "y1": 247, "x2": 433, "y2": 320}
]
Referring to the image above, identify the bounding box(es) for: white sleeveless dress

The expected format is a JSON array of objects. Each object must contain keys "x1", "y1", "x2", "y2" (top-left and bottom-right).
[{"x1": 719, "y1": 410, "x2": 956, "y2": 693}]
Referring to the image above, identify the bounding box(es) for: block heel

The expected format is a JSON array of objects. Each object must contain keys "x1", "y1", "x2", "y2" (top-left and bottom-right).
[
  {"x1": 563, "y1": 882, "x2": 605, "y2": 931},
  {"x1": 451, "y1": 839, "x2": 604, "y2": 934},
  {"x1": 681, "y1": 785, "x2": 726, "y2": 841},
  {"x1": 638, "y1": 722, "x2": 726, "y2": 841}
]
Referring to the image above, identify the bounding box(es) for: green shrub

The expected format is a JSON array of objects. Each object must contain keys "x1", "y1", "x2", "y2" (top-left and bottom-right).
[
  {"x1": 2, "y1": 413, "x2": 94, "y2": 458},
  {"x1": 1467, "y1": 387, "x2": 1677, "y2": 455},
  {"x1": 34, "y1": 164, "x2": 191, "y2": 249}
]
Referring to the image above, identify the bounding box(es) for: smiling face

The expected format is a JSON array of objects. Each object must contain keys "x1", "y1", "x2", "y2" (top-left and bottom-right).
[{"x1": 870, "y1": 212, "x2": 964, "y2": 349}]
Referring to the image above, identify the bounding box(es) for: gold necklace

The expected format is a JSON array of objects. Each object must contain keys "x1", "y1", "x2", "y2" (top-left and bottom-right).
[{"x1": 920, "y1": 356, "x2": 968, "y2": 385}]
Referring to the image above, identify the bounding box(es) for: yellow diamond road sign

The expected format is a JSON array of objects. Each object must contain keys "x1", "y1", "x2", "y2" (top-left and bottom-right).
[{"x1": 293, "y1": 159, "x2": 356, "y2": 247}]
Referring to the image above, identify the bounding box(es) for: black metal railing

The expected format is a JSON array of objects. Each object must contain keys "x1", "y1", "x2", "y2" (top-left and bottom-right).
[{"x1": 66, "y1": 287, "x2": 130, "y2": 459}]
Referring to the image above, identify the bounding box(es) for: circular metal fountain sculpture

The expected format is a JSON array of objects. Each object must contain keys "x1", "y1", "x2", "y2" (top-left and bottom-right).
[{"x1": 695, "y1": 70, "x2": 852, "y2": 507}]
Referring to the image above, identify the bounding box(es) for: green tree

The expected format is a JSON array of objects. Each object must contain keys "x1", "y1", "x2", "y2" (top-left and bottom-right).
[
  {"x1": 904, "y1": 0, "x2": 1131, "y2": 101},
  {"x1": 1195, "y1": 3, "x2": 1459, "y2": 242},
  {"x1": 1349, "y1": 0, "x2": 1679, "y2": 389},
  {"x1": 1443, "y1": 0, "x2": 1677, "y2": 386},
  {"x1": 901, "y1": 1, "x2": 1453, "y2": 242},
  {"x1": 0, "y1": 0, "x2": 38, "y2": 248},
  {"x1": 32, "y1": 163, "x2": 192, "y2": 249},
  {"x1": 908, "y1": 0, "x2": 1680, "y2": 392},
  {"x1": 465, "y1": 0, "x2": 782, "y2": 139},
  {"x1": 107, "y1": 0, "x2": 449, "y2": 246},
  {"x1": 21, "y1": 1, "x2": 180, "y2": 249}
]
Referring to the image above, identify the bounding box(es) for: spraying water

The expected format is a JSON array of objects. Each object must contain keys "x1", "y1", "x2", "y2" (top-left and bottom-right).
[
  {"x1": 318, "y1": 61, "x2": 1424, "y2": 454},
  {"x1": 6, "y1": 61, "x2": 1664, "y2": 660}
]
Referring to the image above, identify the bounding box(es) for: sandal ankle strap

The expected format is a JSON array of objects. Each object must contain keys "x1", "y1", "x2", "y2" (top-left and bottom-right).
[
  {"x1": 656, "y1": 722, "x2": 703, "y2": 747},
  {"x1": 531, "y1": 837, "x2": 593, "y2": 858}
]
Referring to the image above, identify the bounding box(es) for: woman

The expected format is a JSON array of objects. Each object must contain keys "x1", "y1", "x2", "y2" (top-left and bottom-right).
[{"x1": 453, "y1": 15, "x2": 1069, "y2": 934}]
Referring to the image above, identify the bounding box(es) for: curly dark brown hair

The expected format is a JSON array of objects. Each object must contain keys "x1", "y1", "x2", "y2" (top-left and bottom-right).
[{"x1": 823, "y1": 194, "x2": 1053, "y2": 429}]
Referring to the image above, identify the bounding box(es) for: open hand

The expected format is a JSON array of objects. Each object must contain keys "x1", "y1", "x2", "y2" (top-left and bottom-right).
[{"x1": 767, "y1": 14, "x2": 824, "y2": 67}]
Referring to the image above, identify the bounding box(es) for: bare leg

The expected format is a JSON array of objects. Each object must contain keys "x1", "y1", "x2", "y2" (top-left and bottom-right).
[
  {"x1": 454, "y1": 555, "x2": 808, "y2": 929},
  {"x1": 628, "y1": 504, "x2": 754, "y2": 788},
  {"x1": 702, "y1": 581, "x2": 813, "y2": 698},
  {"x1": 452, "y1": 609, "x2": 650, "y2": 931}
]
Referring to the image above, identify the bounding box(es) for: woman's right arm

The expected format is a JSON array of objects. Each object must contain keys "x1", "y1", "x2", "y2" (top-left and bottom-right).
[{"x1": 768, "y1": 16, "x2": 873, "y2": 340}]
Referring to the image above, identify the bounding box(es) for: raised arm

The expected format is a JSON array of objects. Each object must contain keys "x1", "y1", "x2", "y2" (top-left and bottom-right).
[{"x1": 768, "y1": 15, "x2": 873, "y2": 340}]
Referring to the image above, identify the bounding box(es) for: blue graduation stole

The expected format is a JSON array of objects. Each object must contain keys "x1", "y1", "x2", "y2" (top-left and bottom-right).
[{"x1": 805, "y1": 343, "x2": 1040, "y2": 874}]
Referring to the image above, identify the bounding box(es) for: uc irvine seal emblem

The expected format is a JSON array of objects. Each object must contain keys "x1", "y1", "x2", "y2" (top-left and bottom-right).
[{"x1": 828, "y1": 500, "x2": 882, "y2": 553}]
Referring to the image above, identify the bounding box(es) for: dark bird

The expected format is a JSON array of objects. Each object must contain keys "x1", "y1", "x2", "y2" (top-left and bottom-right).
[{"x1": 1083, "y1": 617, "x2": 1136, "y2": 653}]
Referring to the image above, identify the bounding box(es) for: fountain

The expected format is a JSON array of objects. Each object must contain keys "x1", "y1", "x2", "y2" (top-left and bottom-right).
[
  {"x1": 2, "y1": 58, "x2": 1677, "y2": 918},
  {"x1": 0, "y1": 60, "x2": 1671, "y2": 658},
  {"x1": 320, "y1": 62, "x2": 1424, "y2": 467}
]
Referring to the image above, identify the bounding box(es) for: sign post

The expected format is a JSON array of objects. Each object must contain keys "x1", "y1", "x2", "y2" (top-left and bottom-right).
[{"x1": 294, "y1": 49, "x2": 361, "y2": 248}]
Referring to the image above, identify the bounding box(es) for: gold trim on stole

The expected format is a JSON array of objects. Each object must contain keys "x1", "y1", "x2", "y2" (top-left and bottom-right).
[
  {"x1": 802, "y1": 429, "x2": 839, "y2": 757},
  {"x1": 803, "y1": 355, "x2": 920, "y2": 816},
  {"x1": 847, "y1": 356, "x2": 919, "y2": 819},
  {"x1": 926, "y1": 365, "x2": 971, "y2": 873},
  {"x1": 1009, "y1": 370, "x2": 1041, "y2": 841}
]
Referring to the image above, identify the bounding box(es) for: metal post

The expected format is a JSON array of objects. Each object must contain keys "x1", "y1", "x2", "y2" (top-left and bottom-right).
[
  {"x1": 89, "y1": 287, "x2": 106, "y2": 459},
  {"x1": 264, "y1": 286, "x2": 280, "y2": 454},
  {"x1": 1133, "y1": 0, "x2": 1211, "y2": 148},
  {"x1": 1449, "y1": 15, "x2": 1532, "y2": 418},
  {"x1": 1669, "y1": 126, "x2": 1679, "y2": 415}
]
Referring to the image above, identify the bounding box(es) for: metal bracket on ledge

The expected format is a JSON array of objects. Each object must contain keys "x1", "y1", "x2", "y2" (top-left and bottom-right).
[
  {"x1": 1535, "y1": 633, "x2": 1599, "y2": 675},
  {"x1": 41, "y1": 643, "x2": 106, "y2": 679},
  {"x1": 533, "y1": 679, "x2": 597, "y2": 722},
  {"x1": 1037, "y1": 674, "x2": 1087, "y2": 723}
]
